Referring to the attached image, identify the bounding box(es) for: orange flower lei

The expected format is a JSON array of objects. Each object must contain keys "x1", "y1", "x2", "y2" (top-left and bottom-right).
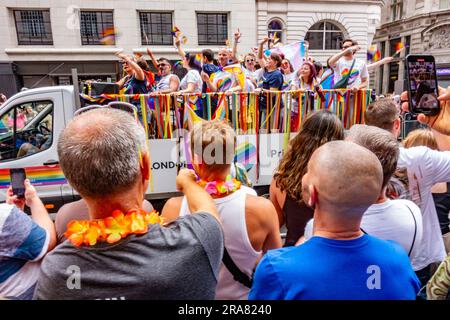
[{"x1": 64, "y1": 209, "x2": 163, "y2": 247}]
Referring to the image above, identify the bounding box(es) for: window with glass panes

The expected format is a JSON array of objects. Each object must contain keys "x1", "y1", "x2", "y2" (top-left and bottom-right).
[
  {"x1": 139, "y1": 12, "x2": 173, "y2": 45},
  {"x1": 305, "y1": 21, "x2": 344, "y2": 50},
  {"x1": 388, "y1": 38, "x2": 401, "y2": 93},
  {"x1": 268, "y1": 19, "x2": 283, "y2": 43},
  {"x1": 197, "y1": 13, "x2": 228, "y2": 45},
  {"x1": 14, "y1": 10, "x2": 53, "y2": 45},
  {"x1": 80, "y1": 11, "x2": 114, "y2": 45},
  {"x1": 391, "y1": 0, "x2": 403, "y2": 22}
]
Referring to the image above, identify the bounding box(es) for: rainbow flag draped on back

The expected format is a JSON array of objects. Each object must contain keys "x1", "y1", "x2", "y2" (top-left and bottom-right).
[{"x1": 210, "y1": 71, "x2": 233, "y2": 92}]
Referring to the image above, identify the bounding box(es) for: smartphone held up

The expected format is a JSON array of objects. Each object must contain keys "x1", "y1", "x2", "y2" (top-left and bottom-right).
[
  {"x1": 406, "y1": 54, "x2": 440, "y2": 116},
  {"x1": 10, "y1": 168, "x2": 26, "y2": 198}
]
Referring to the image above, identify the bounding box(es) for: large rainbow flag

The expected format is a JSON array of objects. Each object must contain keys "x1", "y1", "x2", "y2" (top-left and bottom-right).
[{"x1": 265, "y1": 41, "x2": 306, "y2": 70}]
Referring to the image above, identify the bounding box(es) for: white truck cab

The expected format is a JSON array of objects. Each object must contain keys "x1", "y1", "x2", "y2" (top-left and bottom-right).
[{"x1": 0, "y1": 86, "x2": 76, "y2": 211}]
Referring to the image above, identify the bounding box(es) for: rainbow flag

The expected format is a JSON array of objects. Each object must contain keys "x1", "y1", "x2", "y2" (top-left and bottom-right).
[
  {"x1": 100, "y1": 27, "x2": 116, "y2": 45},
  {"x1": 395, "y1": 42, "x2": 404, "y2": 53},
  {"x1": 171, "y1": 26, "x2": 180, "y2": 37},
  {"x1": 212, "y1": 99, "x2": 227, "y2": 121},
  {"x1": 210, "y1": 71, "x2": 233, "y2": 92},
  {"x1": 367, "y1": 45, "x2": 381, "y2": 62},
  {"x1": 234, "y1": 141, "x2": 257, "y2": 171},
  {"x1": 183, "y1": 104, "x2": 204, "y2": 130},
  {"x1": 0, "y1": 166, "x2": 66, "y2": 189},
  {"x1": 265, "y1": 41, "x2": 306, "y2": 70},
  {"x1": 223, "y1": 64, "x2": 245, "y2": 89}
]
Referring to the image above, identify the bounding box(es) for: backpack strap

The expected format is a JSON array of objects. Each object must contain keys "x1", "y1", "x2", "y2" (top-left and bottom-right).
[
  {"x1": 222, "y1": 247, "x2": 253, "y2": 288},
  {"x1": 404, "y1": 204, "x2": 418, "y2": 257}
]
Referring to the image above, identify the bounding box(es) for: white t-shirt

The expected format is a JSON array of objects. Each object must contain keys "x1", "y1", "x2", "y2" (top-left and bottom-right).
[
  {"x1": 333, "y1": 58, "x2": 368, "y2": 89},
  {"x1": 180, "y1": 69, "x2": 202, "y2": 93},
  {"x1": 304, "y1": 199, "x2": 423, "y2": 270},
  {"x1": 282, "y1": 72, "x2": 297, "y2": 91},
  {"x1": 244, "y1": 68, "x2": 263, "y2": 82},
  {"x1": 360, "y1": 199, "x2": 423, "y2": 270},
  {"x1": 397, "y1": 146, "x2": 450, "y2": 270},
  {"x1": 156, "y1": 74, "x2": 179, "y2": 91}
]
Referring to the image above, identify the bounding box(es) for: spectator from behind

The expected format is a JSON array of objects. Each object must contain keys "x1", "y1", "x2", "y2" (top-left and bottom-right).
[
  {"x1": 162, "y1": 120, "x2": 282, "y2": 299},
  {"x1": 365, "y1": 97, "x2": 450, "y2": 285},
  {"x1": 403, "y1": 129, "x2": 450, "y2": 255},
  {"x1": 250, "y1": 141, "x2": 420, "y2": 300},
  {"x1": 0, "y1": 181, "x2": 56, "y2": 299},
  {"x1": 34, "y1": 109, "x2": 223, "y2": 300},
  {"x1": 270, "y1": 110, "x2": 344, "y2": 245}
]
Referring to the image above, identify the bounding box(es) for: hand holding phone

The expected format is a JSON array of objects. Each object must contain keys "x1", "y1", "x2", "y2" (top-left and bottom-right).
[
  {"x1": 401, "y1": 86, "x2": 450, "y2": 136},
  {"x1": 10, "y1": 168, "x2": 26, "y2": 198},
  {"x1": 406, "y1": 54, "x2": 440, "y2": 116}
]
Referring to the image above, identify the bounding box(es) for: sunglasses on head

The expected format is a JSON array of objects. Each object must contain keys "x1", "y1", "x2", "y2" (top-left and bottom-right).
[{"x1": 74, "y1": 102, "x2": 138, "y2": 121}]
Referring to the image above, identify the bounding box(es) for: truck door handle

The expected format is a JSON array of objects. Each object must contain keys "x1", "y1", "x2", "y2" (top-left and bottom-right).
[{"x1": 43, "y1": 160, "x2": 59, "y2": 166}]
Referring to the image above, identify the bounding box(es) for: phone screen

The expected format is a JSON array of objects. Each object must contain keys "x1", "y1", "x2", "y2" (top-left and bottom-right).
[
  {"x1": 406, "y1": 55, "x2": 440, "y2": 116},
  {"x1": 10, "y1": 168, "x2": 26, "y2": 198}
]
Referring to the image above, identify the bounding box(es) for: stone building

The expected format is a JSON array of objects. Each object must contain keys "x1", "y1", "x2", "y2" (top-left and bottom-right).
[
  {"x1": 372, "y1": 0, "x2": 450, "y2": 95},
  {"x1": 0, "y1": 0, "x2": 384, "y2": 95}
]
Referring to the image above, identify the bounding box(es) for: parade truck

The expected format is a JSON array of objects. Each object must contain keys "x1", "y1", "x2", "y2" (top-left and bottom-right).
[{"x1": 0, "y1": 85, "x2": 372, "y2": 212}]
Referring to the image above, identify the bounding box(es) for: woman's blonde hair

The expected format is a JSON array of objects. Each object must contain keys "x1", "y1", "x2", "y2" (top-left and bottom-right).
[{"x1": 402, "y1": 128, "x2": 438, "y2": 150}]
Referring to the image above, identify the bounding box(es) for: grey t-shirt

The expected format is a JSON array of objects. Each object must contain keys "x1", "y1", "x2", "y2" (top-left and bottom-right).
[{"x1": 33, "y1": 213, "x2": 223, "y2": 300}]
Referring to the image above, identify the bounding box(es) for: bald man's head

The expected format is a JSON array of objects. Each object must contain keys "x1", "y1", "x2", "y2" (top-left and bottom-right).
[{"x1": 302, "y1": 141, "x2": 383, "y2": 218}]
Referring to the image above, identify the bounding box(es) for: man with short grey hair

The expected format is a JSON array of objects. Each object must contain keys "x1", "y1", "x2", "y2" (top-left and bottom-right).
[{"x1": 34, "y1": 108, "x2": 224, "y2": 300}]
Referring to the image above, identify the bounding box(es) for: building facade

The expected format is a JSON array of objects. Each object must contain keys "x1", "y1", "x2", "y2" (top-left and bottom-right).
[
  {"x1": 373, "y1": 0, "x2": 450, "y2": 95},
  {"x1": 0, "y1": 0, "x2": 384, "y2": 95}
]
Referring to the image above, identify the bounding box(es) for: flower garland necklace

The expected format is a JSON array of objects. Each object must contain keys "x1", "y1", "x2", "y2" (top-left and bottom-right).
[
  {"x1": 197, "y1": 175, "x2": 241, "y2": 196},
  {"x1": 65, "y1": 209, "x2": 163, "y2": 247}
]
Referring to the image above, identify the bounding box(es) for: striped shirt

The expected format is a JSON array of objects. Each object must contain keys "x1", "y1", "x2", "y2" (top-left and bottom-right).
[{"x1": 0, "y1": 204, "x2": 49, "y2": 299}]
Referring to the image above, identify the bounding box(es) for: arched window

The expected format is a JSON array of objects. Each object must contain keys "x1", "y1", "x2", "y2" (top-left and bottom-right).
[
  {"x1": 305, "y1": 21, "x2": 345, "y2": 50},
  {"x1": 268, "y1": 19, "x2": 283, "y2": 43}
]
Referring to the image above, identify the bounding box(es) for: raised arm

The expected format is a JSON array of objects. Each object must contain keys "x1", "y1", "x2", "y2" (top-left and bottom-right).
[
  {"x1": 175, "y1": 35, "x2": 187, "y2": 59},
  {"x1": 328, "y1": 45, "x2": 360, "y2": 68},
  {"x1": 146, "y1": 48, "x2": 159, "y2": 70},
  {"x1": 232, "y1": 28, "x2": 241, "y2": 62},
  {"x1": 115, "y1": 52, "x2": 145, "y2": 81},
  {"x1": 367, "y1": 56, "x2": 393, "y2": 71},
  {"x1": 258, "y1": 37, "x2": 269, "y2": 69}
]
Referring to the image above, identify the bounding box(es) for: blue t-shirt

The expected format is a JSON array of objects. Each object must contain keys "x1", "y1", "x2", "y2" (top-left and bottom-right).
[
  {"x1": 0, "y1": 204, "x2": 49, "y2": 299},
  {"x1": 123, "y1": 75, "x2": 148, "y2": 95},
  {"x1": 249, "y1": 234, "x2": 421, "y2": 300},
  {"x1": 257, "y1": 69, "x2": 283, "y2": 110},
  {"x1": 258, "y1": 69, "x2": 283, "y2": 91}
]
